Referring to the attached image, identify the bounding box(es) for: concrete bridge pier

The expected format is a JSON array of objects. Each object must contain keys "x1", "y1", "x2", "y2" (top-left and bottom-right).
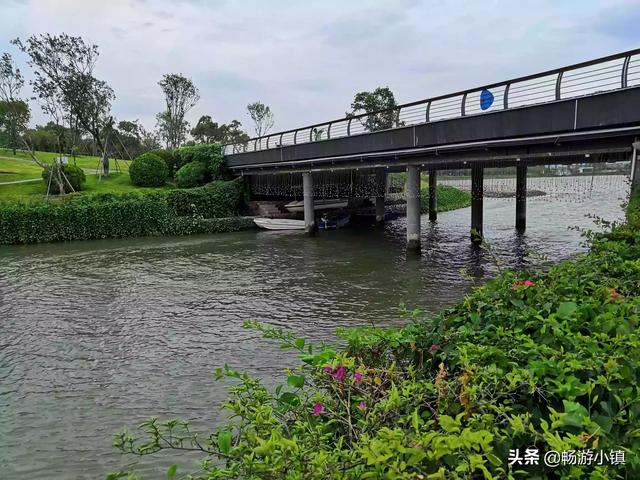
[
  {"x1": 632, "y1": 141, "x2": 640, "y2": 197},
  {"x1": 428, "y1": 170, "x2": 438, "y2": 222},
  {"x1": 471, "y1": 164, "x2": 484, "y2": 243},
  {"x1": 375, "y1": 168, "x2": 387, "y2": 224},
  {"x1": 406, "y1": 165, "x2": 421, "y2": 250},
  {"x1": 302, "y1": 172, "x2": 316, "y2": 234},
  {"x1": 515, "y1": 164, "x2": 527, "y2": 232}
]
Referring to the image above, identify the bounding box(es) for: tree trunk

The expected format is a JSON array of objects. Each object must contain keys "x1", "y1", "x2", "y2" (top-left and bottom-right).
[{"x1": 102, "y1": 150, "x2": 109, "y2": 176}]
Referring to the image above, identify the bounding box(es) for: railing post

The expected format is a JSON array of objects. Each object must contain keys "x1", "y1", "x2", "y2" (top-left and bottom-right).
[
  {"x1": 266, "y1": 136, "x2": 270, "y2": 149},
  {"x1": 555, "y1": 71, "x2": 564, "y2": 101},
  {"x1": 461, "y1": 92, "x2": 467, "y2": 116},
  {"x1": 279, "y1": 133, "x2": 284, "y2": 147},
  {"x1": 622, "y1": 56, "x2": 631, "y2": 88},
  {"x1": 327, "y1": 122, "x2": 332, "y2": 140},
  {"x1": 503, "y1": 83, "x2": 510, "y2": 109},
  {"x1": 293, "y1": 130, "x2": 298, "y2": 145},
  {"x1": 347, "y1": 118, "x2": 352, "y2": 136},
  {"x1": 425, "y1": 101, "x2": 431, "y2": 122},
  {"x1": 395, "y1": 108, "x2": 401, "y2": 127}
]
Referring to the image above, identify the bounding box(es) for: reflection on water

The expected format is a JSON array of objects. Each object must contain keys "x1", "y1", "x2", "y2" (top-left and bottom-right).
[{"x1": 0, "y1": 177, "x2": 628, "y2": 479}]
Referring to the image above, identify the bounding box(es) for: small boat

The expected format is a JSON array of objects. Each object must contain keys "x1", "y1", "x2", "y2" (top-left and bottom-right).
[
  {"x1": 284, "y1": 199, "x2": 348, "y2": 213},
  {"x1": 319, "y1": 214, "x2": 351, "y2": 230},
  {"x1": 254, "y1": 218, "x2": 305, "y2": 230}
]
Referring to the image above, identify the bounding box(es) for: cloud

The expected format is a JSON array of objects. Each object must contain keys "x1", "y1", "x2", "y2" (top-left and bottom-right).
[{"x1": 1, "y1": 0, "x2": 639, "y2": 136}]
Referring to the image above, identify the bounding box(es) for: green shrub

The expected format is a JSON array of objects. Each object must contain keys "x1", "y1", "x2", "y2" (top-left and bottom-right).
[
  {"x1": 150, "y1": 149, "x2": 178, "y2": 177},
  {"x1": 41, "y1": 164, "x2": 86, "y2": 194},
  {"x1": 174, "y1": 161, "x2": 210, "y2": 188},
  {"x1": 175, "y1": 143, "x2": 226, "y2": 179},
  {"x1": 0, "y1": 180, "x2": 248, "y2": 244},
  {"x1": 129, "y1": 152, "x2": 169, "y2": 187}
]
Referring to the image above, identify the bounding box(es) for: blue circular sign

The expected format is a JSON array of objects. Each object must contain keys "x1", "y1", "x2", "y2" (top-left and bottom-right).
[{"x1": 480, "y1": 89, "x2": 494, "y2": 110}]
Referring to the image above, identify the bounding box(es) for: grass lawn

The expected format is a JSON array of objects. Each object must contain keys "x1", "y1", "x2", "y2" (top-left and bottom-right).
[
  {"x1": 0, "y1": 149, "x2": 167, "y2": 203},
  {"x1": 0, "y1": 148, "x2": 130, "y2": 175}
]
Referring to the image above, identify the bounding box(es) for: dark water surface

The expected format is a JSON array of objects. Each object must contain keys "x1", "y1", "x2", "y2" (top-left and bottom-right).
[{"x1": 0, "y1": 177, "x2": 628, "y2": 479}]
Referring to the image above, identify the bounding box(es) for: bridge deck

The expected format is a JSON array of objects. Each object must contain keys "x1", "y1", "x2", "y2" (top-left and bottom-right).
[{"x1": 225, "y1": 48, "x2": 640, "y2": 174}]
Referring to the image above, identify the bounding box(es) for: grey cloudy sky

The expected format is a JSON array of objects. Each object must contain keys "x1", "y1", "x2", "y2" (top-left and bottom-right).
[{"x1": 2, "y1": 0, "x2": 639, "y2": 136}]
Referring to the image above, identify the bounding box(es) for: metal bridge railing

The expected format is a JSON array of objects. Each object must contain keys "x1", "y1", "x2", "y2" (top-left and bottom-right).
[{"x1": 224, "y1": 48, "x2": 640, "y2": 155}]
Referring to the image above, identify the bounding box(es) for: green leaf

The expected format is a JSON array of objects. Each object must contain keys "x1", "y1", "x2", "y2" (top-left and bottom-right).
[
  {"x1": 287, "y1": 375, "x2": 305, "y2": 389},
  {"x1": 556, "y1": 302, "x2": 578, "y2": 319},
  {"x1": 294, "y1": 338, "x2": 305, "y2": 350},
  {"x1": 279, "y1": 392, "x2": 300, "y2": 406},
  {"x1": 167, "y1": 464, "x2": 178, "y2": 479},
  {"x1": 439, "y1": 415, "x2": 461, "y2": 433},
  {"x1": 562, "y1": 400, "x2": 589, "y2": 428},
  {"x1": 218, "y1": 430, "x2": 232, "y2": 455}
]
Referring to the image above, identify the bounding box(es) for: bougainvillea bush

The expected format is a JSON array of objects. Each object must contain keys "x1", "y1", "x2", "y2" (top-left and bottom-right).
[{"x1": 110, "y1": 198, "x2": 640, "y2": 480}]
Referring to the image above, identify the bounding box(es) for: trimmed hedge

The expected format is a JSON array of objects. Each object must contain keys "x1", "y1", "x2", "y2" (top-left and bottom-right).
[
  {"x1": 175, "y1": 161, "x2": 209, "y2": 188},
  {"x1": 0, "y1": 180, "x2": 250, "y2": 244},
  {"x1": 167, "y1": 180, "x2": 244, "y2": 218},
  {"x1": 129, "y1": 152, "x2": 169, "y2": 187}
]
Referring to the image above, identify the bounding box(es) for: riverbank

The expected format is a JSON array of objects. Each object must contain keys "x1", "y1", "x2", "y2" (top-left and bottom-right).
[
  {"x1": 112, "y1": 194, "x2": 640, "y2": 478},
  {"x1": 0, "y1": 179, "x2": 254, "y2": 244}
]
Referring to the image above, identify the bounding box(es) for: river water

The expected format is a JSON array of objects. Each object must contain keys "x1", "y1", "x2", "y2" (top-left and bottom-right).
[{"x1": 0, "y1": 176, "x2": 629, "y2": 479}]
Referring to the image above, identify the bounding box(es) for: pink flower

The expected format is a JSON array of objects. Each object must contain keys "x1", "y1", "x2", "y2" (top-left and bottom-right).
[
  {"x1": 333, "y1": 365, "x2": 346, "y2": 382},
  {"x1": 313, "y1": 403, "x2": 324, "y2": 416},
  {"x1": 609, "y1": 288, "x2": 623, "y2": 300},
  {"x1": 429, "y1": 343, "x2": 440, "y2": 353},
  {"x1": 323, "y1": 366, "x2": 334, "y2": 374},
  {"x1": 354, "y1": 372, "x2": 363, "y2": 384},
  {"x1": 357, "y1": 402, "x2": 366, "y2": 411},
  {"x1": 513, "y1": 279, "x2": 534, "y2": 290}
]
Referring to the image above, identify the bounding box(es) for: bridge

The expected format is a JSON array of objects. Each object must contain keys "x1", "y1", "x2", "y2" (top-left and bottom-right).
[{"x1": 224, "y1": 48, "x2": 640, "y2": 248}]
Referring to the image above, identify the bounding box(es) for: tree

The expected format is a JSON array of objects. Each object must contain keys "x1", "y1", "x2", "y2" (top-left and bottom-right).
[
  {"x1": 191, "y1": 115, "x2": 222, "y2": 144},
  {"x1": 191, "y1": 115, "x2": 250, "y2": 149},
  {"x1": 0, "y1": 100, "x2": 30, "y2": 152},
  {"x1": 13, "y1": 34, "x2": 115, "y2": 174},
  {"x1": 0, "y1": 53, "x2": 30, "y2": 154},
  {"x1": 222, "y1": 120, "x2": 250, "y2": 152},
  {"x1": 156, "y1": 73, "x2": 199, "y2": 150},
  {"x1": 347, "y1": 86, "x2": 400, "y2": 132},
  {"x1": 247, "y1": 101, "x2": 274, "y2": 138}
]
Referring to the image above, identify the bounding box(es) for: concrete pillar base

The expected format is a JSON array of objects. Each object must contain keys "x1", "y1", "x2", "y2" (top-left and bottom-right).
[
  {"x1": 631, "y1": 142, "x2": 640, "y2": 197},
  {"x1": 303, "y1": 172, "x2": 316, "y2": 235},
  {"x1": 428, "y1": 170, "x2": 437, "y2": 222},
  {"x1": 516, "y1": 163, "x2": 527, "y2": 233},
  {"x1": 471, "y1": 164, "x2": 484, "y2": 243},
  {"x1": 375, "y1": 168, "x2": 387, "y2": 224},
  {"x1": 406, "y1": 165, "x2": 421, "y2": 249}
]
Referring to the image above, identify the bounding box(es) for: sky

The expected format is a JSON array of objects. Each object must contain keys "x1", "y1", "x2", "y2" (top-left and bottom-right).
[{"x1": 1, "y1": 0, "x2": 639, "y2": 137}]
